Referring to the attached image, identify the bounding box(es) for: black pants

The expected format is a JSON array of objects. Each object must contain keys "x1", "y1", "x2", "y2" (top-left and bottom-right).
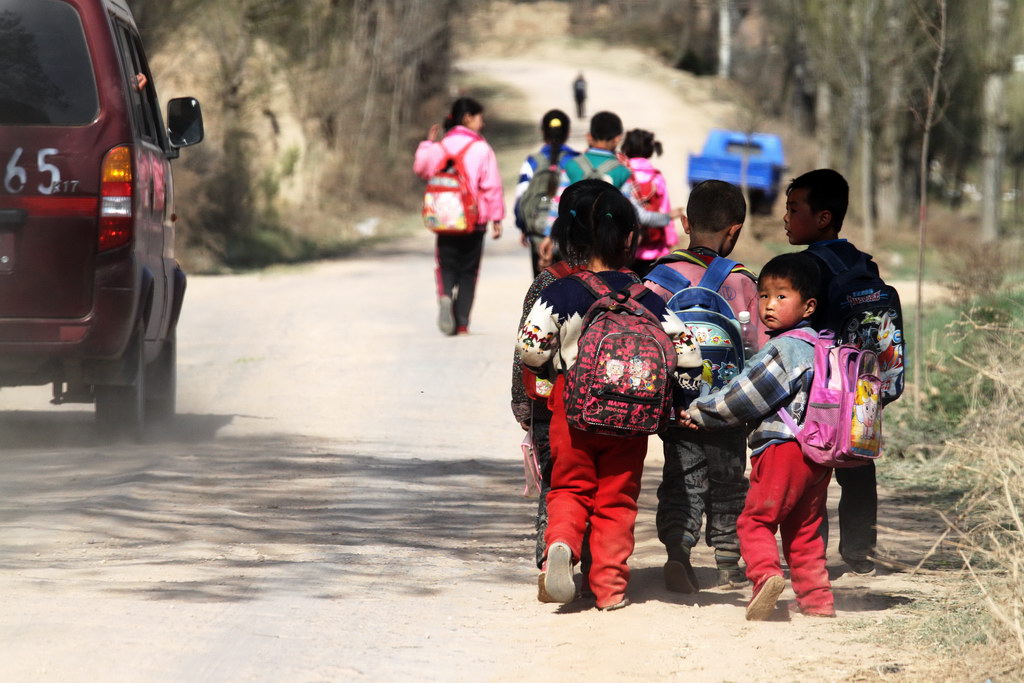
[
  {"x1": 435, "y1": 231, "x2": 485, "y2": 329},
  {"x1": 575, "y1": 97, "x2": 586, "y2": 119},
  {"x1": 656, "y1": 425, "x2": 749, "y2": 556},
  {"x1": 830, "y1": 462, "x2": 877, "y2": 563}
]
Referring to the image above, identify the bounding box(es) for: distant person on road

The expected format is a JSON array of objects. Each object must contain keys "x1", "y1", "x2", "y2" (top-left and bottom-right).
[
  {"x1": 514, "y1": 109, "x2": 580, "y2": 277},
  {"x1": 537, "y1": 111, "x2": 682, "y2": 268},
  {"x1": 516, "y1": 179, "x2": 698, "y2": 611},
  {"x1": 784, "y1": 168, "x2": 905, "y2": 576},
  {"x1": 622, "y1": 128, "x2": 678, "y2": 276},
  {"x1": 573, "y1": 73, "x2": 587, "y2": 119},
  {"x1": 413, "y1": 97, "x2": 504, "y2": 336}
]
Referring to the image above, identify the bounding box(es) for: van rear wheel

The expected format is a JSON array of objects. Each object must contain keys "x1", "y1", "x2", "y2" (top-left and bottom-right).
[{"x1": 95, "y1": 323, "x2": 145, "y2": 441}]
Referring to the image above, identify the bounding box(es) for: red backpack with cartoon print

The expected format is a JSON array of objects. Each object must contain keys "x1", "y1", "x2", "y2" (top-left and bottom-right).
[
  {"x1": 421, "y1": 141, "x2": 478, "y2": 234},
  {"x1": 563, "y1": 271, "x2": 678, "y2": 436}
]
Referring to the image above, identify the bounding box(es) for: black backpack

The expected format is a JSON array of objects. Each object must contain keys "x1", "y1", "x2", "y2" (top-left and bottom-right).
[{"x1": 808, "y1": 244, "x2": 905, "y2": 404}]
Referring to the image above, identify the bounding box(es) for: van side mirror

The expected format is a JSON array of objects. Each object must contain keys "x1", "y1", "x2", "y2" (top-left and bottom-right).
[{"x1": 167, "y1": 97, "x2": 204, "y2": 148}]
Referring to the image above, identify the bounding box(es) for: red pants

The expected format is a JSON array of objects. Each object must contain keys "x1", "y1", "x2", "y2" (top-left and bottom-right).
[
  {"x1": 544, "y1": 376, "x2": 647, "y2": 609},
  {"x1": 738, "y1": 440, "x2": 834, "y2": 611}
]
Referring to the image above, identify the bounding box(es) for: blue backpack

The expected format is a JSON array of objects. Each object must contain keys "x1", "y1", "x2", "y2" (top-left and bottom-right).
[{"x1": 645, "y1": 257, "x2": 744, "y2": 398}]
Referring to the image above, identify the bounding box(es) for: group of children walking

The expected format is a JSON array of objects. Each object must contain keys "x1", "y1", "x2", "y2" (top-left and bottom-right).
[
  {"x1": 414, "y1": 97, "x2": 903, "y2": 620},
  {"x1": 511, "y1": 110, "x2": 904, "y2": 617}
]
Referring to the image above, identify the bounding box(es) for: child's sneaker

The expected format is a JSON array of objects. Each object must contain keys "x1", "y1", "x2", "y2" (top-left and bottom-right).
[
  {"x1": 788, "y1": 601, "x2": 836, "y2": 618},
  {"x1": 537, "y1": 573, "x2": 559, "y2": 603},
  {"x1": 716, "y1": 565, "x2": 749, "y2": 588},
  {"x1": 745, "y1": 574, "x2": 785, "y2": 621},
  {"x1": 437, "y1": 295, "x2": 456, "y2": 336},
  {"x1": 664, "y1": 556, "x2": 700, "y2": 593},
  {"x1": 845, "y1": 557, "x2": 876, "y2": 576},
  {"x1": 543, "y1": 542, "x2": 577, "y2": 604},
  {"x1": 597, "y1": 597, "x2": 629, "y2": 611}
]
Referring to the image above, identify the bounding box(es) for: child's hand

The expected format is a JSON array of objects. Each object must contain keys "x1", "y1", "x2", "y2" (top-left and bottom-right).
[
  {"x1": 669, "y1": 207, "x2": 685, "y2": 220},
  {"x1": 427, "y1": 123, "x2": 442, "y2": 142},
  {"x1": 676, "y1": 408, "x2": 699, "y2": 430}
]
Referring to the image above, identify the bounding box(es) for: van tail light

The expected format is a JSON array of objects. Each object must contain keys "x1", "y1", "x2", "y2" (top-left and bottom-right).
[{"x1": 98, "y1": 145, "x2": 133, "y2": 251}]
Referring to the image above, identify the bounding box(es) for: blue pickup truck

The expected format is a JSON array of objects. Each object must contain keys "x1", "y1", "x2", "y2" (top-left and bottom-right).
[{"x1": 687, "y1": 129, "x2": 786, "y2": 214}]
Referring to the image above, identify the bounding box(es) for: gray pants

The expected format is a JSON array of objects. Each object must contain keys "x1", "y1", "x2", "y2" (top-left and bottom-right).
[{"x1": 656, "y1": 425, "x2": 749, "y2": 555}]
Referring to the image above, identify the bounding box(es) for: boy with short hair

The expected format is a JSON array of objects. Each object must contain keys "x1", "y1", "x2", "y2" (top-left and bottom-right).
[
  {"x1": 538, "y1": 111, "x2": 679, "y2": 266},
  {"x1": 680, "y1": 252, "x2": 835, "y2": 620},
  {"x1": 644, "y1": 180, "x2": 766, "y2": 592},
  {"x1": 784, "y1": 168, "x2": 905, "y2": 576}
]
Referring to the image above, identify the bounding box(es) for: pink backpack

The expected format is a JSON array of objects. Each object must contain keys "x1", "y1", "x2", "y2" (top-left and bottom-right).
[
  {"x1": 776, "y1": 328, "x2": 883, "y2": 468},
  {"x1": 563, "y1": 271, "x2": 677, "y2": 436}
]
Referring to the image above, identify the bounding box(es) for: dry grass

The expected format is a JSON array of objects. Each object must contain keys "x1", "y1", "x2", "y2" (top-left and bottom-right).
[{"x1": 940, "y1": 312, "x2": 1024, "y2": 672}]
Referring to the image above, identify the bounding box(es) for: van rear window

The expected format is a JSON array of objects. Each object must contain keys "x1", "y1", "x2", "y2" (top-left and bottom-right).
[{"x1": 0, "y1": 0, "x2": 99, "y2": 126}]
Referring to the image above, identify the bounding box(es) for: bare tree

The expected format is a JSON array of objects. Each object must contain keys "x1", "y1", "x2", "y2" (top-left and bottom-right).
[{"x1": 912, "y1": 0, "x2": 948, "y2": 411}]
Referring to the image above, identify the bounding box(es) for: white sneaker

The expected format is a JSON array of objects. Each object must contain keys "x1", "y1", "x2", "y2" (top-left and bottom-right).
[
  {"x1": 543, "y1": 542, "x2": 576, "y2": 604},
  {"x1": 437, "y1": 295, "x2": 456, "y2": 336}
]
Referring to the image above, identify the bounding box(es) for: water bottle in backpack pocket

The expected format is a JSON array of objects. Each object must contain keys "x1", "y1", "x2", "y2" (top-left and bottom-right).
[
  {"x1": 645, "y1": 257, "x2": 744, "y2": 401},
  {"x1": 562, "y1": 271, "x2": 679, "y2": 437},
  {"x1": 776, "y1": 328, "x2": 883, "y2": 468}
]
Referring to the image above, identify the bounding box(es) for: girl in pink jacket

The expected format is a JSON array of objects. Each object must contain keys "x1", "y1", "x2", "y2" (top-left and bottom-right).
[
  {"x1": 413, "y1": 98, "x2": 505, "y2": 336},
  {"x1": 623, "y1": 129, "x2": 679, "y2": 275}
]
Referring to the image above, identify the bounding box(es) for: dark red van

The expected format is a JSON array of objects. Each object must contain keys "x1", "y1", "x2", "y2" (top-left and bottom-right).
[{"x1": 0, "y1": 0, "x2": 204, "y2": 438}]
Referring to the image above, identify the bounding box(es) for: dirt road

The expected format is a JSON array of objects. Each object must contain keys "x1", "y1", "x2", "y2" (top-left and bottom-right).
[{"x1": 0, "y1": 29, "x2": 947, "y2": 683}]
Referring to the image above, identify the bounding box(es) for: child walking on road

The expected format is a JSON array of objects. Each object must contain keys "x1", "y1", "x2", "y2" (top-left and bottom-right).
[
  {"x1": 680, "y1": 253, "x2": 837, "y2": 620},
  {"x1": 517, "y1": 179, "x2": 698, "y2": 611},
  {"x1": 644, "y1": 180, "x2": 765, "y2": 593},
  {"x1": 413, "y1": 97, "x2": 504, "y2": 336},
  {"x1": 622, "y1": 129, "x2": 678, "y2": 275},
  {"x1": 784, "y1": 169, "x2": 905, "y2": 575},
  {"x1": 514, "y1": 109, "x2": 580, "y2": 277},
  {"x1": 536, "y1": 111, "x2": 681, "y2": 268}
]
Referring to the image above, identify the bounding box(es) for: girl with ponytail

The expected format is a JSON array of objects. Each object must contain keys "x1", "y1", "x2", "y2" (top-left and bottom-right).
[
  {"x1": 513, "y1": 109, "x2": 580, "y2": 277},
  {"x1": 516, "y1": 179, "x2": 696, "y2": 611},
  {"x1": 622, "y1": 128, "x2": 678, "y2": 275},
  {"x1": 413, "y1": 97, "x2": 504, "y2": 335}
]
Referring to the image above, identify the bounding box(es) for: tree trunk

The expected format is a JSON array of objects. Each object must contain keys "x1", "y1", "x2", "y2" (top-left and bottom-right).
[
  {"x1": 815, "y1": 81, "x2": 833, "y2": 168},
  {"x1": 718, "y1": 0, "x2": 732, "y2": 78},
  {"x1": 876, "y1": 4, "x2": 906, "y2": 231},
  {"x1": 980, "y1": 0, "x2": 1010, "y2": 242}
]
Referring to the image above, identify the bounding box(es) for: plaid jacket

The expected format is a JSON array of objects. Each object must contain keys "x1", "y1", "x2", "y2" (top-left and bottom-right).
[{"x1": 686, "y1": 327, "x2": 816, "y2": 455}]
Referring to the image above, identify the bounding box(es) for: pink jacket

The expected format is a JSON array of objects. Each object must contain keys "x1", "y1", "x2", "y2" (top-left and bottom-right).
[
  {"x1": 644, "y1": 250, "x2": 770, "y2": 349},
  {"x1": 627, "y1": 157, "x2": 678, "y2": 260},
  {"x1": 413, "y1": 126, "x2": 505, "y2": 225}
]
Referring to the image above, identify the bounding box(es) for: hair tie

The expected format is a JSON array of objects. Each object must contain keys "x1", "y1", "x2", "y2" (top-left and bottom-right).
[
  {"x1": 569, "y1": 209, "x2": 577, "y2": 217},
  {"x1": 550, "y1": 119, "x2": 563, "y2": 128},
  {"x1": 605, "y1": 212, "x2": 613, "y2": 219}
]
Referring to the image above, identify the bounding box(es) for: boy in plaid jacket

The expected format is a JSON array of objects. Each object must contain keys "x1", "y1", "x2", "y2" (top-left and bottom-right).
[{"x1": 678, "y1": 252, "x2": 836, "y2": 620}]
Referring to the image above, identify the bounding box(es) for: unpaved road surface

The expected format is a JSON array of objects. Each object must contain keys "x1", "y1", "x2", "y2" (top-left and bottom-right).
[{"x1": 0, "y1": 22, "x2": 949, "y2": 683}]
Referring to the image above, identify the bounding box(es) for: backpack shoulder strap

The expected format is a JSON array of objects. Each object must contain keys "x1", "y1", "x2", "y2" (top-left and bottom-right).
[
  {"x1": 569, "y1": 270, "x2": 613, "y2": 300},
  {"x1": 696, "y1": 256, "x2": 739, "y2": 292},
  {"x1": 595, "y1": 157, "x2": 621, "y2": 175},
  {"x1": 575, "y1": 155, "x2": 595, "y2": 176},
  {"x1": 545, "y1": 261, "x2": 575, "y2": 279},
  {"x1": 807, "y1": 244, "x2": 848, "y2": 275},
  {"x1": 776, "y1": 327, "x2": 822, "y2": 345},
  {"x1": 453, "y1": 140, "x2": 477, "y2": 163},
  {"x1": 528, "y1": 152, "x2": 549, "y2": 170},
  {"x1": 644, "y1": 264, "x2": 692, "y2": 294}
]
